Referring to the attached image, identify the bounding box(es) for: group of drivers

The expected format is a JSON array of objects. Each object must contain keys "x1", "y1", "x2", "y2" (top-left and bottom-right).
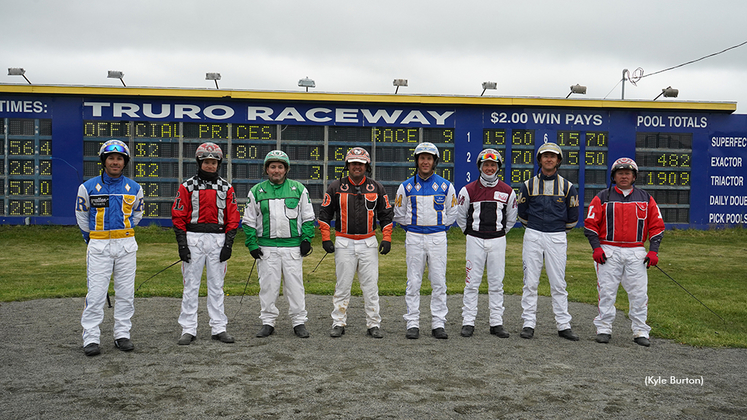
[{"x1": 75, "y1": 138, "x2": 664, "y2": 356}]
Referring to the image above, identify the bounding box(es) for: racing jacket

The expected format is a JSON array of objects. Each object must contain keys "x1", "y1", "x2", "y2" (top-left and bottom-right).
[
  {"x1": 457, "y1": 177, "x2": 518, "y2": 239},
  {"x1": 242, "y1": 178, "x2": 315, "y2": 249},
  {"x1": 517, "y1": 172, "x2": 579, "y2": 233},
  {"x1": 393, "y1": 173, "x2": 458, "y2": 234},
  {"x1": 172, "y1": 174, "x2": 241, "y2": 246},
  {"x1": 584, "y1": 185, "x2": 665, "y2": 251},
  {"x1": 75, "y1": 172, "x2": 144, "y2": 240},
  {"x1": 318, "y1": 175, "x2": 393, "y2": 242}
]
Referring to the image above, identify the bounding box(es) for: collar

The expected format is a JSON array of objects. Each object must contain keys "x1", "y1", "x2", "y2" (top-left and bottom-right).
[{"x1": 347, "y1": 175, "x2": 366, "y2": 186}]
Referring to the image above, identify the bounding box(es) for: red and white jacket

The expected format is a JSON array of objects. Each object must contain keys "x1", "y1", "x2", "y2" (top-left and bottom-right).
[{"x1": 584, "y1": 186, "x2": 664, "y2": 251}]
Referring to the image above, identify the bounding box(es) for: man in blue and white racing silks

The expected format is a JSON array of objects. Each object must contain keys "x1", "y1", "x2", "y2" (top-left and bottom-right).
[
  {"x1": 394, "y1": 142, "x2": 458, "y2": 340},
  {"x1": 517, "y1": 141, "x2": 581, "y2": 341},
  {"x1": 457, "y1": 149, "x2": 517, "y2": 338},
  {"x1": 75, "y1": 139, "x2": 144, "y2": 357}
]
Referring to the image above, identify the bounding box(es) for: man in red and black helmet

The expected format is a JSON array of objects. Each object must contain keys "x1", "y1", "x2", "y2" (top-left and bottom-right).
[
  {"x1": 172, "y1": 142, "x2": 240, "y2": 345},
  {"x1": 318, "y1": 147, "x2": 393, "y2": 339},
  {"x1": 584, "y1": 157, "x2": 665, "y2": 347}
]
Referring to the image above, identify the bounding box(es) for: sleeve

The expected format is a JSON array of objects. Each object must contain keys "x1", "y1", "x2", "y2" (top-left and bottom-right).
[
  {"x1": 131, "y1": 184, "x2": 144, "y2": 227},
  {"x1": 646, "y1": 196, "x2": 665, "y2": 253},
  {"x1": 442, "y1": 183, "x2": 458, "y2": 227},
  {"x1": 456, "y1": 186, "x2": 470, "y2": 233},
  {"x1": 517, "y1": 181, "x2": 529, "y2": 227},
  {"x1": 376, "y1": 182, "x2": 394, "y2": 242},
  {"x1": 584, "y1": 195, "x2": 603, "y2": 250},
  {"x1": 393, "y1": 183, "x2": 408, "y2": 227},
  {"x1": 318, "y1": 182, "x2": 336, "y2": 242},
  {"x1": 171, "y1": 184, "x2": 191, "y2": 232},
  {"x1": 224, "y1": 186, "x2": 241, "y2": 232},
  {"x1": 75, "y1": 184, "x2": 90, "y2": 232},
  {"x1": 504, "y1": 189, "x2": 518, "y2": 235},
  {"x1": 242, "y1": 190, "x2": 259, "y2": 251},
  {"x1": 565, "y1": 183, "x2": 580, "y2": 231},
  {"x1": 299, "y1": 187, "x2": 316, "y2": 242}
]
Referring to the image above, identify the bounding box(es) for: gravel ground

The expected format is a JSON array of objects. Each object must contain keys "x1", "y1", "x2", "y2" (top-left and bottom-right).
[{"x1": 1, "y1": 293, "x2": 745, "y2": 420}]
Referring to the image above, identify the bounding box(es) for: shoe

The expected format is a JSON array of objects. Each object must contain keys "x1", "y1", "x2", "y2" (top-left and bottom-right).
[
  {"x1": 489, "y1": 325, "x2": 510, "y2": 338},
  {"x1": 256, "y1": 325, "x2": 274, "y2": 338},
  {"x1": 330, "y1": 325, "x2": 345, "y2": 338},
  {"x1": 461, "y1": 325, "x2": 474, "y2": 337},
  {"x1": 405, "y1": 327, "x2": 420, "y2": 339},
  {"x1": 634, "y1": 337, "x2": 651, "y2": 347},
  {"x1": 84, "y1": 343, "x2": 100, "y2": 357},
  {"x1": 558, "y1": 328, "x2": 580, "y2": 341},
  {"x1": 367, "y1": 327, "x2": 383, "y2": 339},
  {"x1": 178, "y1": 333, "x2": 195, "y2": 345},
  {"x1": 211, "y1": 331, "x2": 235, "y2": 343},
  {"x1": 294, "y1": 324, "x2": 310, "y2": 338},
  {"x1": 114, "y1": 338, "x2": 134, "y2": 352},
  {"x1": 596, "y1": 333, "x2": 611, "y2": 344},
  {"x1": 520, "y1": 327, "x2": 534, "y2": 339},
  {"x1": 432, "y1": 327, "x2": 448, "y2": 339}
]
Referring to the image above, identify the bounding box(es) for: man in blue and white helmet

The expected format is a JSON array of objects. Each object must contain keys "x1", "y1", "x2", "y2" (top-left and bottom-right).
[
  {"x1": 242, "y1": 150, "x2": 316, "y2": 339},
  {"x1": 456, "y1": 149, "x2": 517, "y2": 338},
  {"x1": 517, "y1": 141, "x2": 580, "y2": 341},
  {"x1": 394, "y1": 142, "x2": 458, "y2": 340},
  {"x1": 75, "y1": 139, "x2": 144, "y2": 356}
]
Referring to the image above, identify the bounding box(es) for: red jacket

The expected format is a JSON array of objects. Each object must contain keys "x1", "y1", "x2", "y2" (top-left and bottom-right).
[
  {"x1": 584, "y1": 186, "x2": 664, "y2": 252},
  {"x1": 172, "y1": 176, "x2": 240, "y2": 233}
]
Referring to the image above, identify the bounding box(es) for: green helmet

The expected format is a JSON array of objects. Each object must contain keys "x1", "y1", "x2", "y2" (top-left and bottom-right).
[{"x1": 264, "y1": 150, "x2": 290, "y2": 171}]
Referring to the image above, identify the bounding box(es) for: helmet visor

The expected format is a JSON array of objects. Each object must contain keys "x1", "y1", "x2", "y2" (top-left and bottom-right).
[{"x1": 102, "y1": 143, "x2": 127, "y2": 154}]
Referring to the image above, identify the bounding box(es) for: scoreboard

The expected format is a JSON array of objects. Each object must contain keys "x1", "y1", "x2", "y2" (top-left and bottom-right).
[{"x1": 0, "y1": 85, "x2": 745, "y2": 229}]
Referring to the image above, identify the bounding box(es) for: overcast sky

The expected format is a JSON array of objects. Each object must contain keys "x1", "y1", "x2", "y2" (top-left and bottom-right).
[{"x1": 2, "y1": 1, "x2": 747, "y2": 113}]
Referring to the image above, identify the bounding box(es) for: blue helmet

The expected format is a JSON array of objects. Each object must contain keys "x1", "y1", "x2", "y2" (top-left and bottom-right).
[{"x1": 98, "y1": 139, "x2": 130, "y2": 166}]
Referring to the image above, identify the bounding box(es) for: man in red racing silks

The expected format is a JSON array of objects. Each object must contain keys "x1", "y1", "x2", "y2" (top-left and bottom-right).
[
  {"x1": 318, "y1": 147, "x2": 393, "y2": 339},
  {"x1": 172, "y1": 142, "x2": 240, "y2": 345},
  {"x1": 584, "y1": 157, "x2": 665, "y2": 347}
]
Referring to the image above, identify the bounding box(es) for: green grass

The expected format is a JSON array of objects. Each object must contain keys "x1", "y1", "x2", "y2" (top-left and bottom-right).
[{"x1": 1, "y1": 224, "x2": 745, "y2": 347}]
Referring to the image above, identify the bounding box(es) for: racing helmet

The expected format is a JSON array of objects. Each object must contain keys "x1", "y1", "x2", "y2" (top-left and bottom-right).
[
  {"x1": 536, "y1": 142, "x2": 563, "y2": 168},
  {"x1": 98, "y1": 139, "x2": 131, "y2": 166},
  {"x1": 610, "y1": 157, "x2": 638, "y2": 182},
  {"x1": 414, "y1": 142, "x2": 440, "y2": 169},
  {"x1": 195, "y1": 142, "x2": 224, "y2": 163},
  {"x1": 477, "y1": 148, "x2": 503, "y2": 171},
  {"x1": 264, "y1": 150, "x2": 290, "y2": 172},
  {"x1": 344, "y1": 147, "x2": 372, "y2": 173}
]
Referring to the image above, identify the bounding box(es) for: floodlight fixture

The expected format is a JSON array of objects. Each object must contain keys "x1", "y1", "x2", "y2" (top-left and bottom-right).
[
  {"x1": 481, "y1": 81, "x2": 497, "y2": 96},
  {"x1": 8, "y1": 68, "x2": 31, "y2": 84},
  {"x1": 566, "y1": 84, "x2": 587, "y2": 99},
  {"x1": 298, "y1": 77, "x2": 315, "y2": 92},
  {"x1": 206, "y1": 72, "x2": 221, "y2": 89},
  {"x1": 393, "y1": 79, "x2": 408, "y2": 94},
  {"x1": 653, "y1": 86, "x2": 679, "y2": 100},
  {"x1": 107, "y1": 70, "x2": 126, "y2": 87}
]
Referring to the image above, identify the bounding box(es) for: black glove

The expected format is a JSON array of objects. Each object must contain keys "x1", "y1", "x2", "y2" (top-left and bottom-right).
[
  {"x1": 250, "y1": 248, "x2": 263, "y2": 260},
  {"x1": 300, "y1": 240, "x2": 312, "y2": 257},
  {"x1": 379, "y1": 240, "x2": 391, "y2": 255},
  {"x1": 219, "y1": 246, "x2": 232, "y2": 262},
  {"x1": 323, "y1": 240, "x2": 335, "y2": 254},
  {"x1": 178, "y1": 245, "x2": 191, "y2": 263}
]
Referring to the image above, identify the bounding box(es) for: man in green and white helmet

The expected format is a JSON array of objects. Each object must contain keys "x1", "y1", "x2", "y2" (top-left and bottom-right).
[{"x1": 242, "y1": 150, "x2": 316, "y2": 338}]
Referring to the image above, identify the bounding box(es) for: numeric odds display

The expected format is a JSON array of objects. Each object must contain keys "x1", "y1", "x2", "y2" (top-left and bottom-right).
[{"x1": 2, "y1": 118, "x2": 53, "y2": 216}]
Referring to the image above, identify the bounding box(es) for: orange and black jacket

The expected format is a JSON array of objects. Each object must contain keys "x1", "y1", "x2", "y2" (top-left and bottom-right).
[{"x1": 318, "y1": 175, "x2": 393, "y2": 242}]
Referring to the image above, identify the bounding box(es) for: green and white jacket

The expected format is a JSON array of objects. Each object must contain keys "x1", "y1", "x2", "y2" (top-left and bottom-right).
[{"x1": 242, "y1": 178, "x2": 315, "y2": 250}]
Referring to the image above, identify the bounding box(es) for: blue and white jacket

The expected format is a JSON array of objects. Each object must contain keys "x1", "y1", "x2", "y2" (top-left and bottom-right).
[
  {"x1": 393, "y1": 173, "x2": 457, "y2": 234},
  {"x1": 76, "y1": 172, "x2": 144, "y2": 241}
]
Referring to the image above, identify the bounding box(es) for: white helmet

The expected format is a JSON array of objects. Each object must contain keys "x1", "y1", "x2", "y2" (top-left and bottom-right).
[
  {"x1": 99, "y1": 139, "x2": 131, "y2": 166},
  {"x1": 414, "y1": 142, "x2": 440, "y2": 170},
  {"x1": 610, "y1": 157, "x2": 638, "y2": 182},
  {"x1": 536, "y1": 142, "x2": 563, "y2": 169},
  {"x1": 477, "y1": 148, "x2": 503, "y2": 171}
]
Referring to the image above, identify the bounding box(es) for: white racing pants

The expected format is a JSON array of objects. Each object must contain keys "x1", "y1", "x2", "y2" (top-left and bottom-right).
[
  {"x1": 179, "y1": 232, "x2": 228, "y2": 336},
  {"x1": 403, "y1": 231, "x2": 448, "y2": 330},
  {"x1": 462, "y1": 235, "x2": 507, "y2": 327},
  {"x1": 81, "y1": 237, "x2": 138, "y2": 347},
  {"x1": 521, "y1": 228, "x2": 572, "y2": 331},
  {"x1": 331, "y1": 236, "x2": 381, "y2": 329},
  {"x1": 256, "y1": 246, "x2": 308, "y2": 327},
  {"x1": 594, "y1": 245, "x2": 651, "y2": 338}
]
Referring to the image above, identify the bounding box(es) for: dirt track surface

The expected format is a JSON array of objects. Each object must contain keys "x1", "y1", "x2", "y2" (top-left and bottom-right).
[{"x1": 1, "y1": 294, "x2": 745, "y2": 419}]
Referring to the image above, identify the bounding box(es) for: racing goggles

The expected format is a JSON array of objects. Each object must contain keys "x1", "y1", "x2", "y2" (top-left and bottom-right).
[
  {"x1": 102, "y1": 144, "x2": 127, "y2": 153},
  {"x1": 481, "y1": 152, "x2": 499, "y2": 161}
]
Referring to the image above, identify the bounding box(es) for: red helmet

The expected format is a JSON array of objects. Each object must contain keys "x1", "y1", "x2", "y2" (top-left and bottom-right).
[
  {"x1": 195, "y1": 142, "x2": 223, "y2": 162},
  {"x1": 610, "y1": 157, "x2": 638, "y2": 181},
  {"x1": 345, "y1": 147, "x2": 371, "y2": 164}
]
